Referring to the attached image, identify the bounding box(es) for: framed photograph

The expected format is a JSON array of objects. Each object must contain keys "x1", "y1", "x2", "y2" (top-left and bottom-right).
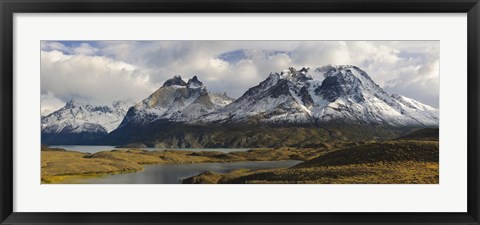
[{"x1": 1, "y1": 0, "x2": 479, "y2": 224}]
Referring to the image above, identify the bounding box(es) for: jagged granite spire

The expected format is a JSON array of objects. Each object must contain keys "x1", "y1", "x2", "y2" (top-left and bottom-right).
[{"x1": 162, "y1": 75, "x2": 187, "y2": 87}]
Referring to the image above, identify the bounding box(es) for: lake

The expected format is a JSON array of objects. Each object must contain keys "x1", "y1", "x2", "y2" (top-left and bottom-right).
[
  {"x1": 75, "y1": 160, "x2": 302, "y2": 184},
  {"x1": 49, "y1": 145, "x2": 251, "y2": 153}
]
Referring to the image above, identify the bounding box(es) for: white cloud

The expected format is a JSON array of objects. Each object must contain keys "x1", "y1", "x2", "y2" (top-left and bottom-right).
[
  {"x1": 40, "y1": 91, "x2": 65, "y2": 116},
  {"x1": 40, "y1": 41, "x2": 68, "y2": 52},
  {"x1": 41, "y1": 40, "x2": 440, "y2": 111},
  {"x1": 41, "y1": 50, "x2": 157, "y2": 113},
  {"x1": 72, "y1": 43, "x2": 98, "y2": 56}
]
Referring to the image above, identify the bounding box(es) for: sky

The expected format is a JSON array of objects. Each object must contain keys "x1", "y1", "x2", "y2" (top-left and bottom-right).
[{"x1": 40, "y1": 40, "x2": 440, "y2": 116}]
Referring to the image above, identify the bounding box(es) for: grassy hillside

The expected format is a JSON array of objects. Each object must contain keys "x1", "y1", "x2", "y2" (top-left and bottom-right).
[
  {"x1": 42, "y1": 150, "x2": 143, "y2": 183},
  {"x1": 41, "y1": 146, "x2": 328, "y2": 183},
  {"x1": 43, "y1": 128, "x2": 440, "y2": 184},
  {"x1": 183, "y1": 139, "x2": 439, "y2": 184},
  {"x1": 294, "y1": 140, "x2": 438, "y2": 168},
  {"x1": 220, "y1": 162, "x2": 438, "y2": 184},
  {"x1": 397, "y1": 128, "x2": 439, "y2": 141}
]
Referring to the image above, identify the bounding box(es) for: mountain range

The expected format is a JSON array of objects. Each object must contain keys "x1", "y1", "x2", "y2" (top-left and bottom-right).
[
  {"x1": 41, "y1": 100, "x2": 131, "y2": 144},
  {"x1": 199, "y1": 66, "x2": 438, "y2": 126},
  {"x1": 41, "y1": 65, "x2": 439, "y2": 147}
]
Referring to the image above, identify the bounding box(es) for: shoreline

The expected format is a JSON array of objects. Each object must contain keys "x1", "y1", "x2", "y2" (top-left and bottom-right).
[
  {"x1": 42, "y1": 139, "x2": 439, "y2": 184},
  {"x1": 41, "y1": 146, "x2": 324, "y2": 183}
]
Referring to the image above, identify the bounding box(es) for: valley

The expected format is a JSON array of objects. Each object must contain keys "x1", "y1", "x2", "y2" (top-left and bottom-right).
[{"x1": 41, "y1": 128, "x2": 439, "y2": 184}]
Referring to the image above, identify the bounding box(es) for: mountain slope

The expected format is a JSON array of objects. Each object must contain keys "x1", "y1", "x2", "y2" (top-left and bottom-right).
[
  {"x1": 311, "y1": 65, "x2": 438, "y2": 126},
  {"x1": 101, "y1": 65, "x2": 439, "y2": 147},
  {"x1": 200, "y1": 65, "x2": 438, "y2": 126},
  {"x1": 103, "y1": 76, "x2": 235, "y2": 145},
  {"x1": 200, "y1": 68, "x2": 314, "y2": 124},
  {"x1": 116, "y1": 75, "x2": 233, "y2": 129},
  {"x1": 41, "y1": 100, "x2": 131, "y2": 144}
]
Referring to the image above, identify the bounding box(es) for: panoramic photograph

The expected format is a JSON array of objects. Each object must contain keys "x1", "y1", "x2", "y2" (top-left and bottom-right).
[{"x1": 40, "y1": 40, "x2": 439, "y2": 184}]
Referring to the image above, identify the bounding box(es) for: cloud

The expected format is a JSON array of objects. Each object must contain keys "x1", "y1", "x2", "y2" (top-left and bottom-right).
[
  {"x1": 40, "y1": 91, "x2": 65, "y2": 116},
  {"x1": 41, "y1": 41, "x2": 68, "y2": 52},
  {"x1": 41, "y1": 50, "x2": 157, "y2": 113},
  {"x1": 41, "y1": 40, "x2": 440, "y2": 112},
  {"x1": 72, "y1": 43, "x2": 99, "y2": 56},
  {"x1": 41, "y1": 41, "x2": 99, "y2": 56}
]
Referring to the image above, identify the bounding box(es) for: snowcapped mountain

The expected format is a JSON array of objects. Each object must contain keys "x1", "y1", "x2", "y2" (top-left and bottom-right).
[
  {"x1": 116, "y1": 75, "x2": 234, "y2": 128},
  {"x1": 99, "y1": 65, "x2": 438, "y2": 147},
  {"x1": 200, "y1": 65, "x2": 438, "y2": 126},
  {"x1": 210, "y1": 92, "x2": 235, "y2": 107},
  {"x1": 200, "y1": 67, "x2": 315, "y2": 124},
  {"x1": 41, "y1": 100, "x2": 131, "y2": 144},
  {"x1": 312, "y1": 65, "x2": 438, "y2": 126}
]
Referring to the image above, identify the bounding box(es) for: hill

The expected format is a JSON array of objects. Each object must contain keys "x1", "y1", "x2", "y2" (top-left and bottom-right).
[
  {"x1": 183, "y1": 139, "x2": 439, "y2": 184},
  {"x1": 396, "y1": 128, "x2": 439, "y2": 141}
]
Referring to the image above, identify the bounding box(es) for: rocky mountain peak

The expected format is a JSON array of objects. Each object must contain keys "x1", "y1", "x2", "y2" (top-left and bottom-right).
[
  {"x1": 279, "y1": 67, "x2": 313, "y2": 84},
  {"x1": 65, "y1": 99, "x2": 83, "y2": 109},
  {"x1": 187, "y1": 75, "x2": 204, "y2": 89},
  {"x1": 314, "y1": 65, "x2": 385, "y2": 103},
  {"x1": 162, "y1": 75, "x2": 187, "y2": 87},
  {"x1": 41, "y1": 99, "x2": 131, "y2": 141},
  {"x1": 318, "y1": 65, "x2": 375, "y2": 82}
]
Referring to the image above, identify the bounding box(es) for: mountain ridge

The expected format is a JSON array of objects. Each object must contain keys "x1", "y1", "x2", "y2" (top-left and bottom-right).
[
  {"x1": 42, "y1": 65, "x2": 439, "y2": 146},
  {"x1": 197, "y1": 65, "x2": 438, "y2": 126},
  {"x1": 41, "y1": 100, "x2": 131, "y2": 144}
]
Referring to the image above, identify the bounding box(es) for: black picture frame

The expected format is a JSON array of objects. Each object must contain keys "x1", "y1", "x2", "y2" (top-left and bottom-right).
[{"x1": 1, "y1": 0, "x2": 479, "y2": 224}]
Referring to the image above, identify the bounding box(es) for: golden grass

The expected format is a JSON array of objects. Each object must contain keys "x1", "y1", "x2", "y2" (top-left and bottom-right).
[
  {"x1": 42, "y1": 174, "x2": 107, "y2": 184},
  {"x1": 41, "y1": 151, "x2": 144, "y2": 183},
  {"x1": 89, "y1": 150, "x2": 167, "y2": 164},
  {"x1": 183, "y1": 140, "x2": 439, "y2": 184},
  {"x1": 181, "y1": 171, "x2": 224, "y2": 184},
  {"x1": 228, "y1": 162, "x2": 439, "y2": 184},
  {"x1": 42, "y1": 139, "x2": 439, "y2": 184},
  {"x1": 41, "y1": 147, "x2": 327, "y2": 183},
  {"x1": 295, "y1": 140, "x2": 438, "y2": 168},
  {"x1": 184, "y1": 161, "x2": 439, "y2": 184}
]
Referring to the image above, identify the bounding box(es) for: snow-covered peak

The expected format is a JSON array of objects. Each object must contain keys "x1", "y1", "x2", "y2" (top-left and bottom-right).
[
  {"x1": 83, "y1": 65, "x2": 439, "y2": 132},
  {"x1": 139, "y1": 75, "x2": 208, "y2": 109},
  {"x1": 41, "y1": 100, "x2": 131, "y2": 134},
  {"x1": 317, "y1": 65, "x2": 375, "y2": 83},
  {"x1": 200, "y1": 65, "x2": 439, "y2": 127},
  {"x1": 210, "y1": 92, "x2": 234, "y2": 107},
  {"x1": 64, "y1": 99, "x2": 84, "y2": 109},
  {"x1": 200, "y1": 67, "x2": 316, "y2": 124},
  {"x1": 187, "y1": 75, "x2": 204, "y2": 89},
  {"x1": 280, "y1": 67, "x2": 313, "y2": 84},
  {"x1": 117, "y1": 75, "x2": 232, "y2": 127},
  {"x1": 314, "y1": 65, "x2": 386, "y2": 103},
  {"x1": 391, "y1": 94, "x2": 439, "y2": 122},
  {"x1": 309, "y1": 65, "x2": 439, "y2": 126}
]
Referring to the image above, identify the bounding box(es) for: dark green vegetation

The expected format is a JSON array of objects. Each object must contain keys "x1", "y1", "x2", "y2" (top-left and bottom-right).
[{"x1": 102, "y1": 121, "x2": 416, "y2": 148}]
